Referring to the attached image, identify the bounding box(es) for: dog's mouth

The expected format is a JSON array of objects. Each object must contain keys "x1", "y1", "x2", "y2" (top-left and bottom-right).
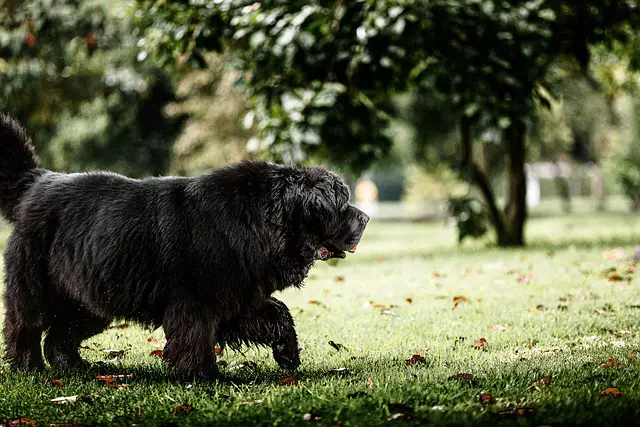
[{"x1": 316, "y1": 243, "x2": 357, "y2": 261}]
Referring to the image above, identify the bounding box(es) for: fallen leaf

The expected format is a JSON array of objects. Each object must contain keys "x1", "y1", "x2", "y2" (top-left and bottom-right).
[
  {"x1": 147, "y1": 338, "x2": 165, "y2": 347},
  {"x1": 495, "y1": 407, "x2": 537, "y2": 417},
  {"x1": 281, "y1": 377, "x2": 299, "y2": 385},
  {"x1": 517, "y1": 274, "x2": 534, "y2": 284},
  {"x1": 172, "y1": 404, "x2": 193, "y2": 414},
  {"x1": 102, "y1": 349, "x2": 125, "y2": 359},
  {"x1": 24, "y1": 33, "x2": 36, "y2": 47},
  {"x1": 308, "y1": 300, "x2": 327, "y2": 308},
  {"x1": 448, "y1": 373, "x2": 477, "y2": 384},
  {"x1": 302, "y1": 413, "x2": 321, "y2": 421},
  {"x1": 491, "y1": 324, "x2": 506, "y2": 332},
  {"x1": 334, "y1": 275, "x2": 345, "y2": 283},
  {"x1": 96, "y1": 374, "x2": 134, "y2": 388},
  {"x1": 530, "y1": 376, "x2": 551, "y2": 389},
  {"x1": 453, "y1": 295, "x2": 470, "y2": 309},
  {"x1": 214, "y1": 347, "x2": 224, "y2": 355},
  {"x1": 473, "y1": 338, "x2": 488, "y2": 351},
  {"x1": 388, "y1": 413, "x2": 413, "y2": 421},
  {"x1": 600, "y1": 387, "x2": 623, "y2": 397},
  {"x1": 55, "y1": 379, "x2": 62, "y2": 388},
  {"x1": 405, "y1": 297, "x2": 413, "y2": 304},
  {"x1": 367, "y1": 377, "x2": 374, "y2": 388},
  {"x1": 150, "y1": 349, "x2": 164, "y2": 358},
  {"x1": 480, "y1": 393, "x2": 493, "y2": 404},
  {"x1": 433, "y1": 271, "x2": 446, "y2": 278},
  {"x1": 328, "y1": 341, "x2": 346, "y2": 351},
  {"x1": 598, "y1": 359, "x2": 624, "y2": 369},
  {"x1": 405, "y1": 354, "x2": 426, "y2": 366},
  {"x1": 608, "y1": 273, "x2": 625, "y2": 282},
  {"x1": 51, "y1": 395, "x2": 79, "y2": 405},
  {"x1": 327, "y1": 367, "x2": 353, "y2": 375},
  {"x1": 603, "y1": 248, "x2": 625, "y2": 261},
  {"x1": 8, "y1": 418, "x2": 37, "y2": 426},
  {"x1": 112, "y1": 323, "x2": 130, "y2": 329},
  {"x1": 628, "y1": 354, "x2": 637, "y2": 361}
]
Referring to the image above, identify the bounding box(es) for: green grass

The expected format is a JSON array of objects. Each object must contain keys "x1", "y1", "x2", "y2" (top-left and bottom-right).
[{"x1": 2, "y1": 211, "x2": 640, "y2": 426}]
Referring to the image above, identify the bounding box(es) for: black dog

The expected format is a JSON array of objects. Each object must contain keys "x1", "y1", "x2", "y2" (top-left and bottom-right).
[{"x1": 0, "y1": 113, "x2": 368, "y2": 379}]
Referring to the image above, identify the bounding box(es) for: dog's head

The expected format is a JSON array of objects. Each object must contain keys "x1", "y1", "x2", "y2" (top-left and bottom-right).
[{"x1": 286, "y1": 166, "x2": 369, "y2": 261}]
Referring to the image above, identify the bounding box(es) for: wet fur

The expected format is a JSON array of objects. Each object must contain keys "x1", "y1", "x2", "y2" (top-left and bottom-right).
[{"x1": 0, "y1": 113, "x2": 367, "y2": 379}]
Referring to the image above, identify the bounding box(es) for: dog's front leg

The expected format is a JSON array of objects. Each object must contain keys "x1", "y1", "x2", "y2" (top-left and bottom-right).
[{"x1": 162, "y1": 297, "x2": 220, "y2": 380}]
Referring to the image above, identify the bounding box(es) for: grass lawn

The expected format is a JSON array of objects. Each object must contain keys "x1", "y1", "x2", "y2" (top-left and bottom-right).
[{"x1": 1, "y1": 210, "x2": 640, "y2": 426}]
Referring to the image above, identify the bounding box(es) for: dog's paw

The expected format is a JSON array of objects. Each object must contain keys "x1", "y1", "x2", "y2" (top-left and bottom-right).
[{"x1": 272, "y1": 342, "x2": 301, "y2": 371}]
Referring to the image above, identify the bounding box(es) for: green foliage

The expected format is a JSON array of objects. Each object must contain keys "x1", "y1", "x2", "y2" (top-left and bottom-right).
[
  {"x1": 0, "y1": 0, "x2": 182, "y2": 176},
  {"x1": 447, "y1": 195, "x2": 489, "y2": 243},
  {"x1": 616, "y1": 99, "x2": 640, "y2": 210}
]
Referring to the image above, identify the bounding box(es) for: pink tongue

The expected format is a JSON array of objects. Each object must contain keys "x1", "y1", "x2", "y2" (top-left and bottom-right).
[{"x1": 350, "y1": 247, "x2": 357, "y2": 253}]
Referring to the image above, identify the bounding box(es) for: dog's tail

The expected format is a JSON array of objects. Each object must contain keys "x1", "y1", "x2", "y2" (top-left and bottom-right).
[{"x1": 0, "y1": 113, "x2": 41, "y2": 223}]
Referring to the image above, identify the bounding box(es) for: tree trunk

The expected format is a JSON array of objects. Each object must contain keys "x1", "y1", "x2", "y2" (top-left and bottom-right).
[
  {"x1": 502, "y1": 119, "x2": 527, "y2": 247},
  {"x1": 459, "y1": 117, "x2": 506, "y2": 245}
]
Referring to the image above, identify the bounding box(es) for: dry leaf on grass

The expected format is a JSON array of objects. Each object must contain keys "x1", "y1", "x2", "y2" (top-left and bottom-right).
[
  {"x1": 367, "y1": 377, "x2": 374, "y2": 388},
  {"x1": 405, "y1": 297, "x2": 413, "y2": 304},
  {"x1": 302, "y1": 413, "x2": 321, "y2": 421},
  {"x1": 495, "y1": 407, "x2": 537, "y2": 417},
  {"x1": 600, "y1": 387, "x2": 623, "y2": 397},
  {"x1": 405, "y1": 354, "x2": 426, "y2": 366},
  {"x1": 479, "y1": 393, "x2": 493, "y2": 404},
  {"x1": 308, "y1": 300, "x2": 328, "y2": 308},
  {"x1": 602, "y1": 248, "x2": 625, "y2": 261},
  {"x1": 492, "y1": 324, "x2": 506, "y2": 332},
  {"x1": 51, "y1": 395, "x2": 93, "y2": 405},
  {"x1": 281, "y1": 377, "x2": 299, "y2": 385},
  {"x1": 8, "y1": 418, "x2": 37, "y2": 426},
  {"x1": 328, "y1": 341, "x2": 346, "y2": 351},
  {"x1": 147, "y1": 338, "x2": 165, "y2": 347},
  {"x1": 334, "y1": 275, "x2": 345, "y2": 283},
  {"x1": 530, "y1": 375, "x2": 551, "y2": 390},
  {"x1": 453, "y1": 295, "x2": 470, "y2": 309},
  {"x1": 150, "y1": 349, "x2": 164, "y2": 358},
  {"x1": 448, "y1": 373, "x2": 477, "y2": 385},
  {"x1": 172, "y1": 404, "x2": 193, "y2": 414},
  {"x1": 473, "y1": 338, "x2": 488, "y2": 351},
  {"x1": 96, "y1": 374, "x2": 134, "y2": 389},
  {"x1": 516, "y1": 274, "x2": 534, "y2": 284},
  {"x1": 102, "y1": 349, "x2": 125, "y2": 359}
]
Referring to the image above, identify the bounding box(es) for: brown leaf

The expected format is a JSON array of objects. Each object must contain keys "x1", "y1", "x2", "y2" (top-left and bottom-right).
[
  {"x1": 24, "y1": 33, "x2": 36, "y2": 47},
  {"x1": 308, "y1": 300, "x2": 327, "y2": 308},
  {"x1": 150, "y1": 349, "x2": 164, "y2": 358},
  {"x1": 600, "y1": 387, "x2": 623, "y2": 397},
  {"x1": 599, "y1": 358, "x2": 624, "y2": 369},
  {"x1": 530, "y1": 375, "x2": 551, "y2": 389},
  {"x1": 448, "y1": 373, "x2": 477, "y2": 384},
  {"x1": 405, "y1": 297, "x2": 413, "y2": 304},
  {"x1": 8, "y1": 418, "x2": 37, "y2": 426},
  {"x1": 96, "y1": 374, "x2": 134, "y2": 388},
  {"x1": 405, "y1": 354, "x2": 426, "y2": 366},
  {"x1": 453, "y1": 295, "x2": 469, "y2": 309},
  {"x1": 480, "y1": 393, "x2": 493, "y2": 404},
  {"x1": 367, "y1": 377, "x2": 374, "y2": 388},
  {"x1": 473, "y1": 338, "x2": 488, "y2": 351},
  {"x1": 281, "y1": 377, "x2": 299, "y2": 385},
  {"x1": 147, "y1": 338, "x2": 165, "y2": 347},
  {"x1": 85, "y1": 31, "x2": 96, "y2": 47},
  {"x1": 491, "y1": 324, "x2": 506, "y2": 332},
  {"x1": 608, "y1": 273, "x2": 625, "y2": 282},
  {"x1": 172, "y1": 405, "x2": 194, "y2": 414},
  {"x1": 516, "y1": 274, "x2": 534, "y2": 284},
  {"x1": 602, "y1": 248, "x2": 625, "y2": 261},
  {"x1": 102, "y1": 349, "x2": 125, "y2": 359},
  {"x1": 334, "y1": 275, "x2": 345, "y2": 283},
  {"x1": 214, "y1": 347, "x2": 224, "y2": 355},
  {"x1": 54, "y1": 379, "x2": 62, "y2": 388},
  {"x1": 328, "y1": 341, "x2": 346, "y2": 351},
  {"x1": 628, "y1": 354, "x2": 637, "y2": 361},
  {"x1": 113, "y1": 323, "x2": 130, "y2": 329},
  {"x1": 495, "y1": 407, "x2": 537, "y2": 417}
]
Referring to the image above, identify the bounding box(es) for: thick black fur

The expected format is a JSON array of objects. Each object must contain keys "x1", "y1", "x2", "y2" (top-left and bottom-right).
[{"x1": 0, "y1": 113, "x2": 369, "y2": 379}]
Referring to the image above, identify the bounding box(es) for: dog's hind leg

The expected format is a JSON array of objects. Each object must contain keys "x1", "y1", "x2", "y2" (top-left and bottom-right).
[
  {"x1": 43, "y1": 299, "x2": 110, "y2": 370},
  {"x1": 219, "y1": 297, "x2": 300, "y2": 370},
  {"x1": 3, "y1": 237, "x2": 47, "y2": 371}
]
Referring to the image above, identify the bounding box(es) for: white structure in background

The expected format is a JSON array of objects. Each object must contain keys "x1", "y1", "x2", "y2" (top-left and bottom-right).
[
  {"x1": 354, "y1": 176, "x2": 379, "y2": 218},
  {"x1": 525, "y1": 164, "x2": 541, "y2": 208}
]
